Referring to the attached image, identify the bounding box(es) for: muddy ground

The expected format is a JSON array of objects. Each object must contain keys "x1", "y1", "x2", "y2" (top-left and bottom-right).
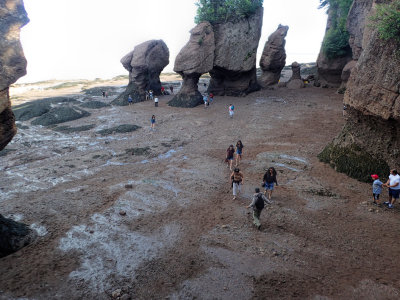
[{"x1": 1, "y1": 83, "x2": 400, "y2": 300}]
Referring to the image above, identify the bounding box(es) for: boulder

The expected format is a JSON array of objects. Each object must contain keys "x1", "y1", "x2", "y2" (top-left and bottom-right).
[
  {"x1": 0, "y1": 214, "x2": 37, "y2": 258},
  {"x1": 341, "y1": 60, "x2": 357, "y2": 83},
  {"x1": 286, "y1": 62, "x2": 304, "y2": 89},
  {"x1": 0, "y1": 0, "x2": 29, "y2": 151},
  {"x1": 259, "y1": 24, "x2": 289, "y2": 87},
  {"x1": 208, "y1": 7, "x2": 263, "y2": 96},
  {"x1": 115, "y1": 40, "x2": 169, "y2": 105},
  {"x1": 169, "y1": 22, "x2": 214, "y2": 108}
]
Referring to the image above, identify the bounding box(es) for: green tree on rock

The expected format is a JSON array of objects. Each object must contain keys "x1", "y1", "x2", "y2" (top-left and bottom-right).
[
  {"x1": 195, "y1": 0, "x2": 263, "y2": 24},
  {"x1": 319, "y1": 0, "x2": 353, "y2": 59}
]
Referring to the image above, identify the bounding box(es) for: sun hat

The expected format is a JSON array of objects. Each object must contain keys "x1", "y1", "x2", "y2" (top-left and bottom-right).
[{"x1": 371, "y1": 174, "x2": 379, "y2": 179}]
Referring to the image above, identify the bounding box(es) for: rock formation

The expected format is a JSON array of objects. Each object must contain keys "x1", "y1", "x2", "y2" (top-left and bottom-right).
[
  {"x1": 169, "y1": 22, "x2": 214, "y2": 108},
  {"x1": 316, "y1": 9, "x2": 352, "y2": 87},
  {"x1": 113, "y1": 40, "x2": 169, "y2": 106},
  {"x1": 0, "y1": 214, "x2": 37, "y2": 258},
  {"x1": 0, "y1": 0, "x2": 37, "y2": 258},
  {"x1": 259, "y1": 24, "x2": 289, "y2": 87},
  {"x1": 0, "y1": 0, "x2": 29, "y2": 151},
  {"x1": 319, "y1": 0, "x2": 400, "y2": 182},
  {"x1": 208, "y1": 7, "x2": 263, "y2": 96},
  {"x1": 339, "y1": 0, "x2": 374, "y2": 90},
  {"x1": 286, "y1": 62, "x2": 304, "y2": 89}
]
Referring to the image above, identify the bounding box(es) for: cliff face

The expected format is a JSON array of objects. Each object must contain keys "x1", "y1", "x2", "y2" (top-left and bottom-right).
[
  {"x1": 320, "y1": 0, "x2": 400, "y2": 181},
  {"x1": 316, "y1": 9, "x2": 352, "y2": 87},
  {"x1": 0, "y1": 0, "x2": 29, "y2": 151},
  {"x1": 208, "y1": 7, "x2": 263, "y2": 96}
]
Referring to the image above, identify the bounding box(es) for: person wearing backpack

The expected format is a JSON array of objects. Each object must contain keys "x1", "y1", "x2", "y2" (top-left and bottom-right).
[{"x1": 246, "y1": 188, "x2": 271, "y2": 230}]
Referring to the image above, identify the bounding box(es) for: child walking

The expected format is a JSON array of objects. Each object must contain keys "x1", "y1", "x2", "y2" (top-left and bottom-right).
[
  {"x1": 228, "y1": 104, "x2": 234, "y2": 118},
  {"x1": 150, "y1": 115, "x2": 156, "y2": 131},
  {"x1": 371, "y1": 174, "x2": 383, "y2": 205},
  {"x1": 235, "y1": 140, "x2": 244, "y2": 167}
]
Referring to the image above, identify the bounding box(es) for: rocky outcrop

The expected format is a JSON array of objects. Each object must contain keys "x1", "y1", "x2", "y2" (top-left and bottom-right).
[
  {"x1": 0, "y1": 214, "x2": 37, "y2": 258},
  {"x1": 339, "y1": 0, "x2": 374, "y2": 89},
  {"x1": 286, "y1": 62, "x2": 304, "y2": 89},
  {"x1": 0, "y1": 0, "x2": 29, "y2": 151},
  {"x1": 0, "y1": 0, "x2": 37, "y2": 257},
  {"x1": 169, "y1": 22, "x2": 214, "y2": 108},
  {"x1": 347, "y1": 0, "x2": 374, "y2": 61},
  {"x1": 316, "y1": 53, "x2": 352, "y2": 88},
  {"x1": 113, "y1": 40, "x2": 169, "y2": 106},
  {"x1": 316, "y1": 10, "x2": 352, "y2": 87},
  {"x1": 208, "y1": 7, "x2": 263, "y2": 96},
  {"x1": 320, "y1": 0, "x2": 400, "y2": 181},
  {"x1": 259, "y1": 24, "x2": 288, "y2": 87}
]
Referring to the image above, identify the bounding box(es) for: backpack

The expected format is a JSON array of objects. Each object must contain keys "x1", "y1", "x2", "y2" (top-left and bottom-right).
[{"x1": 255, "y1": 194, "x2": 264, "y2": 210}]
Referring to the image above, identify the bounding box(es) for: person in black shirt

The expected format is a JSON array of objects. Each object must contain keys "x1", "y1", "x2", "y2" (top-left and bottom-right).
[{"x1": 263, "y1": 167, "x2": 278, "y2": 200}]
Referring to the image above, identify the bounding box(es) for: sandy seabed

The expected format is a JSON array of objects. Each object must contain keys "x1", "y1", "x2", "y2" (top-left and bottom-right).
[{"x1": 1, "y1": 83, "x2": 400, "y2": 299}]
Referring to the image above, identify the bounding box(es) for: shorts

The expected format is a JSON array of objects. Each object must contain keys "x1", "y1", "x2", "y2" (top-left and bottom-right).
[
  {"x1": 373, "y1": 193, "x2": 380, "y2": 201},
  {"x1": 227, "y1": 157, "x2": 233, "y2": 161},
  {"x1": 389, "y1": 188, "x2": 400, "y2": 199},
  {"x1": 229, "y1": 111, "x2": 234, "y2": 116},
  {"x1": 264, "y1": 182, "x2": 274, "y2": 190},
  {"x1": 236, "y1": 149, "x2": 242, "y2": 155}
]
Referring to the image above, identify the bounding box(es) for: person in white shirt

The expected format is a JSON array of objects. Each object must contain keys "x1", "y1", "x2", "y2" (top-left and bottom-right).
[{"x1": 383, "y1": 169, "x2": 400, "y2": 209}]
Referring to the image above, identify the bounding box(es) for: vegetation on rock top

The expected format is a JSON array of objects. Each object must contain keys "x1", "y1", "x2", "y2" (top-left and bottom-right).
[
  {"x1": 370, "y1": 0, "x2": 400, "y2": 45},
  {"x1": 195, "y1": 0, "x2": 263, "y2": 24},
  {"x1": 319, "y1": 0, "x2": 352, "y2": 59}
]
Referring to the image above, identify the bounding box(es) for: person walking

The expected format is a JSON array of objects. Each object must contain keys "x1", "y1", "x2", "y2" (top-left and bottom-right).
[
  {"x1": 247, "y1": 188, "x2": 271, "y2": 230},
  {"x1": 161, "y1": 86, "x2": 165, "y2": 95},
  {"x1": 263, "y1": 167, "x2": 278, "y2": 200},
  {"x1": 228, "y1": 104, "x2": 234, "y2": 118},
  {"x1": 150, "y1": 115, "x2": 156, "y2": 131},
  {"x1": 154, "y1": 97, "x2": 159, "y2": 107},
  {"x1": 170, "y1": 86, "x2": 174, "y2": 94},
  {"x1": 235, "y1": 140, "x2": 244, "y2": 167},
  {"x1": 226, "y1": 145, "x2": 235, "y2": 170},
  {"x1": 383, "y1": 169, "x2": 400, "y2": 209},
  {"x1": 149, "y1": 90, "x2": 154, "y2": 101},
  {"x1": 128, "y1": 94, "x2": 133, "y2": 106},
  {"x1": 230, "y1": 167, "x2": 244, "y2": 200}
]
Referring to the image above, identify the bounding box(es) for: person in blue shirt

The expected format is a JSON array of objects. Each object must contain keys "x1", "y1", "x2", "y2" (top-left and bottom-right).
[{"x1": 371, "y1": 174, "x2": 383, "y2": 205}]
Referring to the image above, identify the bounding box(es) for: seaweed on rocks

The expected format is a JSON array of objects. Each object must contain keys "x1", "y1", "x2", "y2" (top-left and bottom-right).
[{"x1": 96, "y1": 124, "x2": 141, "y2": 136}]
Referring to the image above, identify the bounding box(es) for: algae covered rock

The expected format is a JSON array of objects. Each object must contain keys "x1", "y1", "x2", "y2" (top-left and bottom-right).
[{"x1": 31, "y1": 107, "x2": 90, "y2": 126}]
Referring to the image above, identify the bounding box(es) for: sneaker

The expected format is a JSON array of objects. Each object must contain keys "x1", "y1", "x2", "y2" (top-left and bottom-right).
[
  {"x1": 388, "y1": 204, "x2": 394, "y2": 209},
  {"x1": 383, "y1": 201, "x2": 390, "y2": 206},
  {"x1": 373, "y1": 201, "x2": 378, "y2": 206}
]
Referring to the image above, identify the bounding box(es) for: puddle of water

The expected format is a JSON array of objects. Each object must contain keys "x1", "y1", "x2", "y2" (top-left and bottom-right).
[
  {"x1": 157, "y1": 149, "x2": 176, "y2": 160},
  {"x1": 59, "y1": 212, "x2": 180, "y2": 293},
  {"x1": 5, "y1": 213, "x2": 24, "y2": 221},
  {"x1": 279, "y1": 154, "x2": 307, "y2": 164},
  {"x1": 30, "y1": 223, "x2": 48, "y2": 236},
  {"x1": 274, "y1": 163, "x2": 301, "y2": 172}
]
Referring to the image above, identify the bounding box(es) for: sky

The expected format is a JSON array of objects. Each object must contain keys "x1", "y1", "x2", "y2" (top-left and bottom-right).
[{"x1": 18, "y1": 0, "x2": 328, "y2": 83}]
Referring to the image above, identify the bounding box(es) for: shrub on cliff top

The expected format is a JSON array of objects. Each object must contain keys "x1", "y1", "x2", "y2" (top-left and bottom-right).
[
  {"x1": 319, "y1": 0, "x2": 353, "y2": 59},
  {"x1": 195, "y1": 0, "x2": 263, "y2": 24},
  {"x1": 370, "y1": 0, "x2": 400, "y2": 45}
]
